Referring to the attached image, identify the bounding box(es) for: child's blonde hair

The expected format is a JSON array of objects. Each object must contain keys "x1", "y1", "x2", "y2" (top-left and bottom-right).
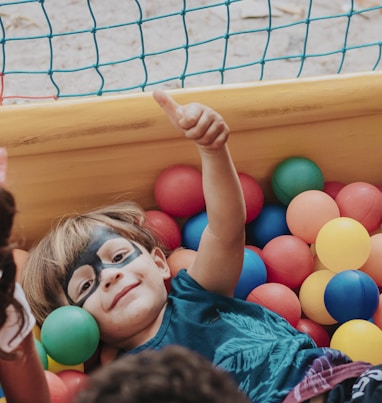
[{"x1": 22, "y1": 201, "x2": 167, "y2": 326}]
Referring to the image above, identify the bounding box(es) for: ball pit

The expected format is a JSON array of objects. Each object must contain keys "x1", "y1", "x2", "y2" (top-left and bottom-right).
[{"x1": 34, "y1": 153, "x2": 382, "y2": 380}]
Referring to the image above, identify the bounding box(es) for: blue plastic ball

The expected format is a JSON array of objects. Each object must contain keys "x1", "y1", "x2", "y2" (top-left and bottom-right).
[
  {"x1": 246, "y1": 204, "x2": 290, "y2": 248},
  {"x1": 234, "y1": 248, "x2": 267, "y2": 300},
  {"x1": 324, "y1": 270, "x2": 380, "y2": 323},
  {"x1": 182, "y1": 211, "x2": 208, "y2": 250}
]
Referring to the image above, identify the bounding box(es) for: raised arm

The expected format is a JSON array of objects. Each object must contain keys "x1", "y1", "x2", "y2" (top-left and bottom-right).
[{"x1": 153, "y1": 91, "x2": 246, "y2": 296}]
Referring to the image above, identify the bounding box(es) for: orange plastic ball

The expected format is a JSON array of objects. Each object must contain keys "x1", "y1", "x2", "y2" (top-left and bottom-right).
[
  {"x1": 286, "y1": 190, "x2": 340, "y2": 244},
  {"x1": 167, "y1": 248, "x2": 197, "y2": 277}
]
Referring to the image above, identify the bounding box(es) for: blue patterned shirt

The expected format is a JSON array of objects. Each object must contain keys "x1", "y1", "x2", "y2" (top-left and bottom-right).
[{"x1": 126, "y1": 270, "x2": 330, "y2": 402}]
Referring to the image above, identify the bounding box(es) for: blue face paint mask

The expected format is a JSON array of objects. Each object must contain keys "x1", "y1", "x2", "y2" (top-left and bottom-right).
[{"x1": 64, "y1": 227, "x2": 142, "y2": 307}]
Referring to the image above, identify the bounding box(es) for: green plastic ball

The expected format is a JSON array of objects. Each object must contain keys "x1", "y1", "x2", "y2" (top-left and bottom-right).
[
  {"x1": 34, "y1": 338, "x2": 49, "y2": 369},
  {"x1": 272, "y1": 157, "x2": 324, "y2": 205},
  {"x1": 41, "y1": 306, "x2": 100, "y2": 366}
]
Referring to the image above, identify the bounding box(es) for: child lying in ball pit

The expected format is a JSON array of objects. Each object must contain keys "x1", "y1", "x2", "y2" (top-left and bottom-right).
[
  {"x1": 22, "y1": 91, "x2": 382, "y2": 402},
  {"x1": 0, "y1": 149, "x2": 50, "y2": 403}
]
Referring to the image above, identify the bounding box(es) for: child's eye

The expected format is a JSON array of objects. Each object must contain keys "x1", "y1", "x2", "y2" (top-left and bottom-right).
[
  {"x1": 80, "y1": 280, "x2": 93, "y2": 294},
  {"x1": 112, "y1": 251, "x2": 129, "y2": 263}
]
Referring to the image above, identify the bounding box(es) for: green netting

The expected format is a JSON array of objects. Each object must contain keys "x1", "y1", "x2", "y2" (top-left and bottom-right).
[{"x1": 0, "y1": 0, "x2": 381, "y2": 105}]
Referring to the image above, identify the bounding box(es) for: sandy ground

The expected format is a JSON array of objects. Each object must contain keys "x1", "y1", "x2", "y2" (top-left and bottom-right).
[{"x1": 0, "y1": 0, "x2": 381, "y2": 105}]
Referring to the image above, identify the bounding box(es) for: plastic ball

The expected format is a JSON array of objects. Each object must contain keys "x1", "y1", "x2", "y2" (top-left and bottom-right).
[
  {"x1": 295, "y1": 318, "x2": 330, "y2": 347},
  {"x1": 35, "y1": 338, "x2": 49, "y2": 370},
  {"x1": 48, "y1": 356, "x2": 84, "y2": 374},
  {"x1": 245, "y1": 244, "x2": 263, "y2": 257},
  {"x1": 145, "y1": 209, "x2": 182, "y2": 251},
  {"x1": 181, "y1": 211, "x2": 208, "y2": 251},
  {"x1": 234, "y1": 248, "x2": 267, "y2": 300},
  {"x1": 335, "y1": 182, "x2": 382, "y2": 233},
  {"x1": 315, "y1": 217, "x2": 371, "y2": 272},
  {"x1": 247, "y1": 283, "x2": 301, "y2": 327},
  {"x1": 238, "y1": 172, "x2": 264, "y2": 223},
  {"x1": 57, "y1": 370, "x2": 89, "y2": 401},
  {"x1": 261, "y1": 235, "x2": 314, "y2": 289},
  {"x1": 360, "y1": 233, "x2": 382, "y2": 287},
  {"x1": 44, "y1": 370, "x2": 70, "y2": 403},
  {"x1": 324, "y1": 270, "x2": 379, "y2": 323},
  {"x1": 272, "y1": 157, "x2": 324, "y2": 206},
  {"x1": 286, "y1": 190, "x2": 340, "y2": 244},
  {"x1": 299, "y1": 270, "x2": 337, "y2": 325},
  {"x1": 323, "y1": 181, "x2": 345, "y2": 199},
  {"x1": 246, "y1": 203, "x2": 290, "y2": 248},
  {"x1": 167, "y1": 248, "x2": 197, "y2": 277},
  {"x1": 330, "y1": 319, "x2": 382, "y2": 365},
  {"x1": 41, "y1": 306, "x2": 100, "y2": 366},
  {"x1": 154, "y1": 164, "x2": 205, "y2": 218}
]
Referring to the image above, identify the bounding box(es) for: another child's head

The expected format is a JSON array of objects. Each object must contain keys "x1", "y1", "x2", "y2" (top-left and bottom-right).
[
  {"x1": 0, "y1": 186, "x2": 26, "y2": 359},
  {"x1": 76, "y1": 345, "x2": 250, "y2": 403},
  {"x1": 23, "y1": 201, "x2": 171, "y2": 348}
]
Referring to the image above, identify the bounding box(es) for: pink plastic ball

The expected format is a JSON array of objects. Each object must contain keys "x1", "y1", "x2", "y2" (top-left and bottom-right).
[
  {"x1": 154, "y1": 164, "x2": 205, "y2": 218},
  {"x1": 261, "y1": 235, "x2": 314, "y2": 289},
  {"x1": 323, "y1": 181, "x2": 345, "y2": 199},
  {"x1": 246, "y1": 283, "x2": 301, "y2": 327},
  {"x1": 238, "y1": 172, "x2": 264, "y2": 223},
  {"x1": 360, "y1": 233, "x2": 382, "y2": 287},
  {"x1": 57, "y1": 370, "x2": 89, "y2": 402},
  {"x1": 286, "y1": 190, "x2": 340, "y2": 244},
  {"x1": 44, "y1": 370, "x2": 70, "y2": 403},
  {"x1": 295, "y1": 318, "x2": 331, "y2": 347},
  {"x1": 145, "y1": 210, "x2": 182, "y2": 251},
  {"x1": 335, "y1": 182, "x2": 382, "y2": 233}
]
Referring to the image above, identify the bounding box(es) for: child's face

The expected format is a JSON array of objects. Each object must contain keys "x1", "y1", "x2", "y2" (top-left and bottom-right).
[{"x1": 64, "y1": 226, "x2": 171, "y2": 349}]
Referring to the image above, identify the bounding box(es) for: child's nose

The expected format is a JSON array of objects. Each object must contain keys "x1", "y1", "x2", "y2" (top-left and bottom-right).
[{"x1": 101, "y1": 269, "x2": 123, "y2": 290}]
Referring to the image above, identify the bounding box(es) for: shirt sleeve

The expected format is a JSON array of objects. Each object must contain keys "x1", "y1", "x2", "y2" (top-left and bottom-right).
[{"x1": 0, "y1": 283, "x2": 36, "y2": 353}]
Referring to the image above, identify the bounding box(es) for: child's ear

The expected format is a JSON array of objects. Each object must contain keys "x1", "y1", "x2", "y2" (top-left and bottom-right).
[{"x1": 151, "y1": 247, "x2": 171, "y2": 280}]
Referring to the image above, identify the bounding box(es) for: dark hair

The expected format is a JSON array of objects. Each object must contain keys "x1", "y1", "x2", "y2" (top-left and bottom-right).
[
  {"x1": 76, "y1": 345, "x2": 250, "y2": 403},
  {"x1": 0, "y1": 187, "x2": 25, "y2": 359}
]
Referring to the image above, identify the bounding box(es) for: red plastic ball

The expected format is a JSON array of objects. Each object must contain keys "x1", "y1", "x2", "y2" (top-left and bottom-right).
[
  {"x1": 45, "y1": 370, "x2": 70, "y2": 403},
  {"x1": 154, "y1": 164, "x2": 205, "y2": 218},
  {"x1": 238, "y1": 172, "x2": 264, "y2": 223},
  {"x1": 247, "y1": 283, "x2": 301, "y2": 327},
  {"x1": 323, "y1": 181, "x2": 345, "y2": 199},
  {"x1": 145, "y1": 210, "x2": 182, "y2": 251},
  {"x1": 295, "y1": 318, "x2": 331, "y2": 347},
  {"x1": 373, "y1": 293, "x2": 382, "y2": 330},
  {"x1": 261, "y1": 235, "x2": 314, "y2": 289},
  {"x1": 57, "y1": 370, "x2": 89, "y2": 402},
  {"x1": 245, "y1": 244, "x2": 263, "y2": 257},
  {"x1": 335, "y1": 182, "x2": 382, "y2": 233}
]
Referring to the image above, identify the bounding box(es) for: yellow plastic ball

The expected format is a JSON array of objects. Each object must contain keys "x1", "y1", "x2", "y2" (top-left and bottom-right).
[
  {"x1": 330, "y1": 319, "x2": 382, "y2": 365},
  {"x1": 47, "y1": 355, "x2": 84, "y2": 373},
  {"x1": 299, "y1": 270, "x2": 337, "y2": 325},
  {"x1": 315, "y1": 217, "x2": 371, "y2": 272}
]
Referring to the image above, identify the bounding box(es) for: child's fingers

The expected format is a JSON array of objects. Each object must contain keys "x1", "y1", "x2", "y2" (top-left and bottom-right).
[
  {"x1": 0, "y1": 147, "x2": 7, "y2": 186},
  {"x1": 153, "y1": 90, "x2": 183, "y2": 125}
]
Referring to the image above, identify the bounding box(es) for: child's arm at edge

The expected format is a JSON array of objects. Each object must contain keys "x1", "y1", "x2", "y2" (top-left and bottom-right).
[{"x1": 153, "y1": 90, "x2": 246, "y2": 297}]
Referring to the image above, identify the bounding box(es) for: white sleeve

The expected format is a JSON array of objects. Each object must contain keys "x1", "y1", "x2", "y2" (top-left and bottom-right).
[{"x1": 0, "y1": 283, "x2": 36, "y2": 353}]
